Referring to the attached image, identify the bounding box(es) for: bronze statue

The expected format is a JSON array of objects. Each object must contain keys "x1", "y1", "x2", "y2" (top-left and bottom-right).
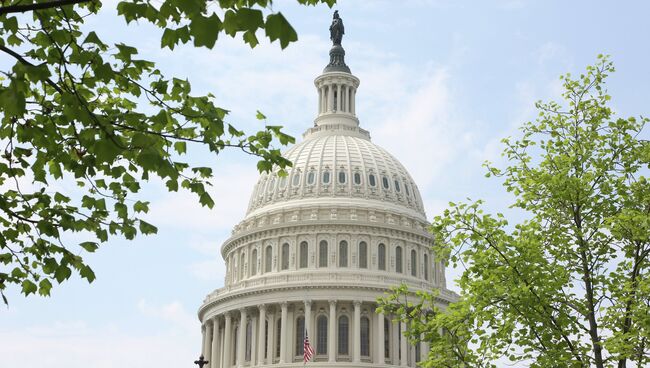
[{"x1": 329, "y1": 10, "x2": 344, "y2": 45}]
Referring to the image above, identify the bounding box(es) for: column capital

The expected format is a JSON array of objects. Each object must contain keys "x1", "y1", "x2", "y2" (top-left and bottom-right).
[
  {"x1": 353, "y1": 300, "x2": 362, "y2": 307},
  {"x1": 258, "y1": 303, "x2": 266, "y2": 311},
  {"x1": 304, "y1": 299, "x2": 312, "y2": 307},
  {"x1": 328, "y1": 299, "x2": 337, "y2": 306},
  {"x1": 224, "y1": 311, "x2": 232, "y2": 319},
  {"x1": 280, "y1": 301, "x2": 288, "y2": 309}
]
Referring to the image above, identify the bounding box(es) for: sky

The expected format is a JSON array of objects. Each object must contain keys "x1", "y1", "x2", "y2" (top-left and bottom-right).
[{"x1": 2, "y1": 0, "x2": 650, "y2": 367}]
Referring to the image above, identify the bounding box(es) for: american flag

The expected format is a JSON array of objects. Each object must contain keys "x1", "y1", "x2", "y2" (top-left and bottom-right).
[{"x1": 303, "y1": 330, "x2": 315, "y2": 364}]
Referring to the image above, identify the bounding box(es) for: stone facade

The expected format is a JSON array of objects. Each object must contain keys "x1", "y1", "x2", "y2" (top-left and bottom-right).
[{"x1": 197, "y1": 36, "x2": 457, "y2": 368}]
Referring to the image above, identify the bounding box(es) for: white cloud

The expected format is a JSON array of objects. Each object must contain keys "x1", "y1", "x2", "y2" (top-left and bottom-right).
[{"x1": 137, "y1": 299, "x2": 198, "y2": 335}]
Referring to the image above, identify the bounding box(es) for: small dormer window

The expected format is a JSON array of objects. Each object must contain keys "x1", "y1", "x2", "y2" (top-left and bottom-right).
[
  {"x1": 323, "y1": 170, "x2": 331, "y2": 184},
  {"x1": 279, "y1": 175, "x2": 287, "y2": 189},
  {"x1": 405, "y1": 183, "x2": 411, "y2": 196},
  {"x1": 368, "y1": 174, "x2": 376, "y2": 187},
  {"x1": 292, "y1": 171, "x2": 301, "y2": 187},
  {"x1": 338, "y1": 170, "x2": 346, "y2": 184},
  {"x1": 394, "y1": 180, "x2": 401, "y2": 192},
  {"x1": 382, "y1": 176, "x2": 390, "y2": 189},
  {"x1": 307, "y1": 171, "x2": 315, "y2": 185},
  {"x1": 353, "y1": 172, "x2": 361, "y2": 185}
]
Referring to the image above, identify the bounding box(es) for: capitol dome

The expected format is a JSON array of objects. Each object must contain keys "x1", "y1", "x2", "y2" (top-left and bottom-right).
[{"x1": 198, "y1": 12, "x2": 456, "y2": 368}]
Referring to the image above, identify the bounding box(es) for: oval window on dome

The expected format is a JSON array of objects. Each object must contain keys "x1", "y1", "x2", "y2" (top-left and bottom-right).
[
  {"x1": 353, "y1": 172, "x2": 361, "y2": 185},
  {"x1": 323, "y1": 171, "x2": 330, "y2": 184},
  {"x1": 292, "y1": 172, "x2": 301, "y2": 187},
  {"x1": 307, "y1": 171, "x2": 315, "y2": 185},
  {"x1": 368, "y1": 174, "x2": 376, "y2": 187},
  {"x1": 405, "y1": 183, "x2": 411, "y2": 196},
  {"x1": 338, "y1": 171, "x2": 346, "y2": 184},
  {"x1": 382, "y1": 176, "x2": 390, "y2": 189},
  {"x1": 394, "y1": 180, "x2": 401, "y2": 192},
  {"x1": 279, "y1": 175, "x2": 287, "y2": 189}
]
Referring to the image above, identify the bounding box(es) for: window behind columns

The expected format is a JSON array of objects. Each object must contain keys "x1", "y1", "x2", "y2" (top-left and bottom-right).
[
  {"x1": 299, "y1": 241, "x2": 308, "y2": 268},
  {"x1": 295, "y1": 316, "x2": 305, "y2": 356},
  {"x1": 378, "y1": 243, "x2": 386, "y2": 271},
  {"x1": 358, "y1": 241, "x2": 368, "y2": 269},
  {"x1": 411, "y1": 249, "x2": 417, "y2": 277},
  {"x1": 319, "y1": 241, "x2": 328, "y2": 268},
  {"x1": 338, "y1": 240, "x2": 348, "y2": 267},
  {"x1": 240, "y1": 253, "x2": 245, "y2": 280},
  {"x1": 265, "y1": 245, "x2": 272, "y2": 273},
  {"x1": 264, "y1": 320, "x2": 269, "y2": 357},
  {"x1": 338, "y1": 315, "x2": 349, "y2": 355},
  {"x1": 275, "y1": 319, "x2": 282, "y2": 358},
  {"x1": 317, "y1": 315, "x2": 328, "y2": 355},
  {"x1": 281, "y1": 243, "x2": 290, "y2": 270},
  {"x1": 384, "y1": 318, "x2": 390, "y2": 359},
  {"x1": 251, "y1": 249, "x2": 257, "y2": 276},
  {"x1": 245, "y1": 319, "x2": 252, "y2": 361},
  {"x1": 233, "y1": 326, "x2": 238, "y2": 365},
  {"x1": 396, "y1": 246, "x2": 403, "y2": 273},
  {"x1": 360, "y1": 316, "x2": 370, "y2": 357}
]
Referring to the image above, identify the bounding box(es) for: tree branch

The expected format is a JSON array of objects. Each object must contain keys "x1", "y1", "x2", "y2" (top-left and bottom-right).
[{"x1": 0, "y1": 0, "x2": 95, "y2": 16}]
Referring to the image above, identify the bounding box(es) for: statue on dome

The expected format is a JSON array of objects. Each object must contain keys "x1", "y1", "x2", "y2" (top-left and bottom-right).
[{"x1": 329, "y1": 10, "x2": 344, "y2": 45}]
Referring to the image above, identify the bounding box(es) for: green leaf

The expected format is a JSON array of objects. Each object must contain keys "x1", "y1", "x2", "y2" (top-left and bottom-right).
[
  {"x1": 265, "y1": 12, "x2": 297, "y2": 49},
  {"x1": 22, "y1": 280, "x2": 37, "y2": 296},
  {"x1": 79, "y1": 242, "x2": 99, "y2": 252},
  {"x1": 189, "y1": 13, "x2": 222, "y2": 48},
  {"x1": 138, "y1": 220, "x2": 158, "y2": 235}
]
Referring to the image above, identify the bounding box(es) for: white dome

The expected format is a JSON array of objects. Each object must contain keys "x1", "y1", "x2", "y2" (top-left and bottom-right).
[{"x1": 246, "y1": 127, "x2": 426, "y2": 222}]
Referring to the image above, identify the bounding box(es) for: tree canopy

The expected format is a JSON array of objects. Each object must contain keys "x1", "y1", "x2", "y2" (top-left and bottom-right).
[
  {"x1": 0, "y1": 0, "x2": 335, "y2": 303},
  {"x1": 381, "y1": 56, "x2": 650, "y2": 368}
]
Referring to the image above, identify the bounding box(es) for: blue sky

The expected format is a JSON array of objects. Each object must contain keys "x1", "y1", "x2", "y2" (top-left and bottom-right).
[{"x1": 1, "y1": 1, "x2": 650, "y2": 367}]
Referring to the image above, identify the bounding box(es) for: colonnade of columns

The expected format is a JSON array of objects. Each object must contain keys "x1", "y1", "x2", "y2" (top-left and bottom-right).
[
  {"x1": 201, "y1": 300, "x2": 427, "y2": 367},
  {"x1": 318, "y1": 83, "x2": 356, "y2": 115}
]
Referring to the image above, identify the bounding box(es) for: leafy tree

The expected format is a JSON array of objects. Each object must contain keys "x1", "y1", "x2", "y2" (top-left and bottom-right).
[
  {"x1": 380, "y1": 56, "x2": 650, "y2": 367},
  {"x1": 0, "y1": 0, "x2": 335, "y2": 303}
]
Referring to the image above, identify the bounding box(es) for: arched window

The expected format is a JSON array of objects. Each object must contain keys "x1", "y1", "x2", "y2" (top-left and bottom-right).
[
  {"x1": 307, "y1": 171, "x2": 315, "y2": 185},
  {"x1": 264, "y1": 320, "x2": 269, "y2": 358},
  {"x1": 360, "y1": 316, "x2": 370, "y2": 357},
  {"x1": 279, "y1": 175, "x2": 287, "y2": 189},
  {"x1": 384, "y1": 318, "x2": 390, "y2": 359},
  {"x1": 292, "y1": 171, "x2": 301, "y2": 187},
  {"x1": 339, "y1": 240, "x2": 348, "y2": 267},
  {"x1": 338, "y1": 315, "x2": 349, "y2": 355},
  {"x1": 299, "y1": 241, "x2": 308, "y2": 268},
  {"x1": 338, "y1": 170, "x2": 346, "y2": 184},
  {"x1": 378, "y1": 243, "x2": 386, "y2": 271},
  {"x1": 358, "y1": 241, "x2": 368, "y2": 269},
  {"x1": 396, "y1": 246, "x2": 403, "y2": 273},
  {"x1": 317, "y1": 316, "x2": 328, "y2": 355},
  {"x1": 354, "y1": 172, "x2": 362, "y2": 185},
  {"x1": 251, "y1": 249, "x2": 257, "y2": 276},
  {"x1": 281, "y1": 243, "x2": 289, "y2": 270},
  {"x1": 319, "y1": 240, "x2": 328, "y2": 268},
  {"x1": 295, "y1": 316, "x2": 305, "y2": 356},
  {"x1": 265, "y1": 245, "x2": 272, "y2": 273},
  {"x1": 245, "y1": 319, "x2": 252, "y2": 361},
  {"x1": 394, "y1": 179, "x2": 401, "y2": 192},
  {"x1": 423, "y1": 253, "x2": 429, "y2": 280},
  {"x1": 411, "y1": 249, "x2": 417, "y2": 277},
  {"x1": 368, "y1": 174, "x2": 376, "y2": 187},
  {"x1": 405, "y1": 183, "x2": 411, "y2": 197},
  {"x1": 382, "y1": 176, "x2": 390, "y2": 189}
]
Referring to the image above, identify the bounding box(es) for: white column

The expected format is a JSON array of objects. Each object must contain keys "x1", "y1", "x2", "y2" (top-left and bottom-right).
[
  {"x1": 318, "y1": 87, "x2": 323, "y2": 114},
  {"x1": 219, "y1": 326, "x2": 225, "y2": 368},
  {"x1": 351, "y1": 88, "x2": 356, "y2": 115},
  {"x1": 223, "y1": 313, "x2": 232, "y2": 368},
  {"x1": 304, "y1": 300, "x2": 312, "y2": 337},
  {"x1": 267, "y1": 311, "x2": 275, "y2": 364},
  {"x1": 251, "y1": 314, "x2": 258, "y2": 364},
  {"x1": 400, "y1": 322, "x2": 408, "y2": 367},
  {"x1": 201, "y1": 324, "x2": 207, "y2": 359},
  {"x1": 336, "y1": 84, "x2": 342, "y2": 111},
  {"x1": 376, "y1": 310, "x2": 385, "y2": 364},
  {"x1": 328, "y1": 84, "x2": 334, "y2": 112},
  {"x1": 257, "y1": 305, "x2": 266, "y2": 365},
  {"x1": 328, "y1": 300, "x2": 336, "y2": 362},
  {"x1": 353, "y1": 300, "x2": 361, "y2": 363},
  {"x1": 205, "y1": 321, "x2": 214, "y2": 363},
  {"x1": 211, "y1": 318, "x2": 220, "y2": 368},
  {"x1": 237, "y1": 309, "x2": 247, "y2": 366},
  {"x1": 392, "y1": 319, "x2": 399, "y2": 365},
  {"x1": 279, "y1": 302, "x2": 288, "y2": 363},
  {"x1": 422, "y1": 338, "x2": 429, "y2": 363}
]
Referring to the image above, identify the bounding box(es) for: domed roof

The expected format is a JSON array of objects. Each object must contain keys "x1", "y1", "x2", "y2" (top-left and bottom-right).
[{"x1": 245, "y1": 126, "x2": 426, "y2": 221}]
